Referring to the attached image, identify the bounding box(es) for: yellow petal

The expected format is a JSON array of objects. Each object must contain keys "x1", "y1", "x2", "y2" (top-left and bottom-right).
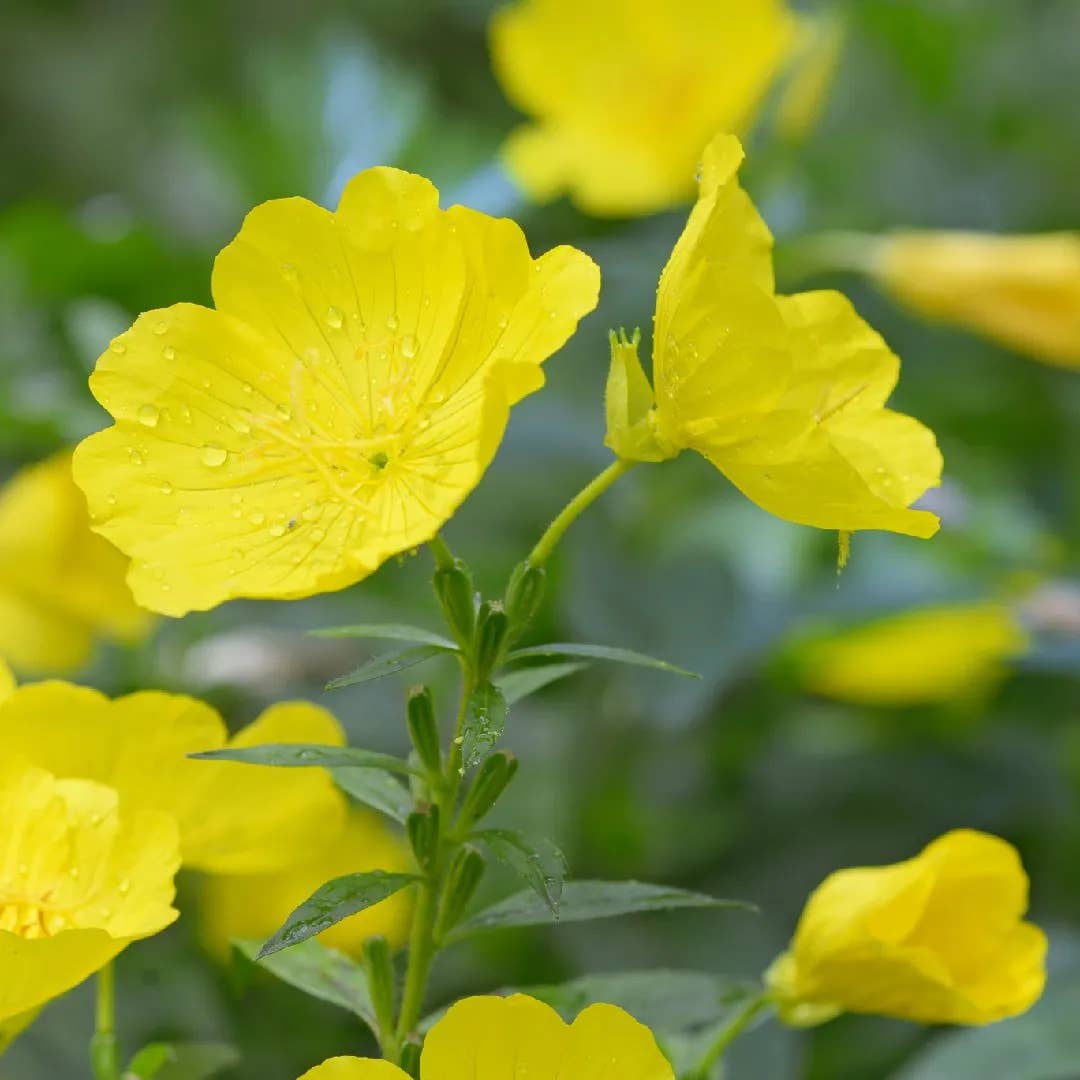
[
  {"x1": 0, "y1": 660, "x2": 13, "y2": 702},
  {"x1": 299, "y1": 1059, "x2": 409, "y2": 1080},
  {"x1": 792, "y1": 603, "x2": 1027, "y2": 705},
  {"x1": 0, "y1": 683, "x2": 347, "y2": 874},
  {"x1": 876, "y1": 231, "x2": 1080, "y2": 367},
  {"x1": 421, "y1": 994, "x2": 673, "y2": 1077},
  {"x1": 0, "y1": 1007, "x2": 41, "y2": 1053},
  {"x1": 0, "y1": 451, "x2": 150, "y2": 672},
  {"x1": 75, "y1": 169, "x2": 598, "y2": 616},
  {"x1": 200, "y1": 811, "x2": 412, "y2": 959},
  {"x1": 490, "y1": 0, "x2": 796, "y2": 216}
]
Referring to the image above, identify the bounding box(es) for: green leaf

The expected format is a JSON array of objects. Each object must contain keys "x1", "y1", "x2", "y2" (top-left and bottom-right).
[
  {"x1": 232, "y1": 938, "x2": 376, "y2": 1029},
  {"x1": 332, "y1": 767, "x2": 412, "y2": 822},
  {"x1": 123, "y1": 1042, "x2": 239, "y2": 1080},
  {"x1": 460, "y1": 681, "x2": 508, "y2": 768},
  {"x1": 495, "y1": 661, "x2": 589, "y2": 705},
  {"x1": 310, "y1": 622, "x2": 457, "y2": 650},
  {"x1": 191, "y1": 743, "x2": 416, "y2": 777},
  {"x1": 454, "y1": 880, "x2": 751, "y2": 938},
  {"x1": 505, "y1": 643, "x2": 699, "y2": 678},
  {"x1": 895, "y1": 967, "x2": 1080, "y2": 1080},
  {"x1": 327, "y1": 644, "x2": 455, "y2": 690},
  {"x1": 258, "y1": 872, "x2": 418, "y2": 958},
  {"x1": 475, "y1": 829, "x2": 566, "y2": 916}
]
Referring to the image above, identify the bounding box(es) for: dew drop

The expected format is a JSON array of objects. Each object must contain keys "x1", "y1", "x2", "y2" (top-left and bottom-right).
[
  {"x1": 118, "y1": 879, "x2": 131, "y2": 895},
  {"x1": 137, "y1": 403, "x2": 160, "y2": 428},
  {"x1": 109, "y1": 340, "x2": 126, "y2": 355},
  {"x1": 249, "y1": 511, "x2": 266, "y2": 526},
  {"x1": 201, "y1": 444, "x2": 228, "y2": 468},
  {"x1": 400, "y1": 334, "x2": 419, "y2": 358},
  {"x1": 326, "y1": 306, "x2": 344, "y2": 329},
  {"x1": 128, "y1": 448, "x2": 145, "y2": 466},
  {"x1": 160, "y1": 481, "x2": 174, "y2": 495},
  {"x1": 276, "y1": 403, "x2": 292, "y2": 421},
  {"x1": 310, "y1": 528, "x2": 326, "y2": 542},
  {"x1": 162, "y1": 345, "x2": 176, "y2": 360},
  {"x1": 106, "y1": 494, "x2": 118, "y2": 506},
  {"x1": 152, "y1": 321, "x2": 168, "y2": 336},
  {"x1": 386, "y1": 313, "x2": 399, "y2": 332},
  {"x1": 242, "y1": 381, "x2": 253, "y2": 395},
  {"x1": 230, "y1": 416, "x2": 252, "y2": 434},
  {"x1": 269, "y1": 523, "x2": 287, "y2": 538},
  {"x1": 69, "y1": 867, "x2": 80, "y2": 879}
]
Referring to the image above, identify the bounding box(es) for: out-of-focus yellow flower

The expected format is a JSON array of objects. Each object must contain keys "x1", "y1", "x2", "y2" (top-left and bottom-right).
[
  {"x1": 201, "y1": 811, "x2": 412, "y2": 960},
  {"x1": 297, "y1": 994, "x2": 673, "y2": 1078},
  {"x1": 0, "y1": 452, "x2": 150, "y2": 673},
  {"x1": 73, "y1": 168, "x2": 599, "y2": 618},
  {"x1": 0, "y1": 755, "x2": 179, "y2": 1024},
  {"x1": 490, "y1": 0, "x2": 797, "y2": 216},
  {"x1": 0, "y1": 661, "x2": 13, "y2": 703},
  {"x1": 605, "y1": 134, "x2": 942, "y2": 538},
  {"x1": 0, "y1": 682, "x2": 346, "y2": 874},
  {"x1": 767, "y1": 829, "x2": 1047, "y2": 1027},
  {"x1": 873, "y1": 231, "x2": 1080, "y2": 367},
  {"x1": 789, "y1": 602, "x2": 1028, "y2": 706},
  {"x1": 774, "y1": 12, "x2": 847, "y2": 143}
]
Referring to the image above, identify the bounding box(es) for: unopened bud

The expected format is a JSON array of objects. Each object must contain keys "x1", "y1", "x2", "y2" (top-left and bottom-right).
[
  {"x1": 459, "y1": 750, "x2": 518, "y2": 828},
  {"x1": 406, "y1": 686, "x2": 441, "y2": 775},
  {"x1": 406, "y1": 802, "x2": 441, "y2": 871},
  {"x1": 361, "y1": 935, "x2": 396, "y2": 1041},
  {"x1": 473, "y1": 601, "x2": 509, "y2": 681},
  {"x1": 433, "y1": 559, "x2": 476, "y2": 648},
  {"x1": 504, "y1": 562, "x2": 547, "y2": 639},
  {"x1": 434, "y1": 845, "x2": 486, "y2": 941}
]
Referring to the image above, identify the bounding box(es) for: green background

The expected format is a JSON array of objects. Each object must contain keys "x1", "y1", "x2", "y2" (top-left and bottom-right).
[{"x1": 2, "y1": 1, "x2": 1080, "y2": 1077}]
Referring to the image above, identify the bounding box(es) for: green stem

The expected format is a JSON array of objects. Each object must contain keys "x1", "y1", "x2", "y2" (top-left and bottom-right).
[
  {"x1": 428, "y1": 533, "x2": 456, "y2": 572},
  {"x1": 90, "y1": 962, "x2": 120, "y2": 1080},
  {"x1": 686, "y1": 993, "x2": 772, "y2": 1079},
  {"x1": 528, "y1": 459, "x2": 636, "y2": 567}
]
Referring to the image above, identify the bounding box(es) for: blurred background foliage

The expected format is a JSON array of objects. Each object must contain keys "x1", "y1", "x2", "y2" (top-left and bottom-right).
[{"x1": 2, "y1": 0, "x2": 1080, "y2": 1077}]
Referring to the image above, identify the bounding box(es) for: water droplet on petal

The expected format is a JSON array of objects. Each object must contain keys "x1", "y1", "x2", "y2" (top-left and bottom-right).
[
  {"x1": 109, "y1": 340, "x2": 126, "y2": 354},
  {"x1": 230, "y1": 416, "x2": 251, "y2": 435},
  {"x1": 160, "y1": 481, "x2": 174, "y2": 495},
  {"x1": 269, "y1": 523, "x2": 286, "y2": 538},
  {"x1": 106, "y1": 494, "x2": 118, "y2": 506},
  {"x1": 326, "y1": 307, "x2": 344, "y2": 330},
  {"x1": 276, "y1": 403, "x2": 292, "y2": 421},
  {"x1": 310, "y1": 528, "x2": 326, "y2": 542},
  {"x1": 137, "y1": 404, "x2": 160, "y2": 428},
  {"x1": 386, "y1": 313, "x2": 399, "y2": 331},
  {"x1": 162, "y1": 345, "x2": 176, "y2": 360},
  {"x1": 128, "y1": 448, "x2": 145, "y2": 466},
  {"x1": 201, "y1": 444, "x2": 228, "y2": 468},
  {"x1": 152, "y1": 321, "x2": 168, "y2": 336},
  {"x1": 401, "y1": 334, "x2": 419, "y2": 358},
  {"x1": 118, "y1": 879, "x2": 131, "y2": 895},
  {"x1": 249, "y1": 511, "x2": 266, "y2": 526}
]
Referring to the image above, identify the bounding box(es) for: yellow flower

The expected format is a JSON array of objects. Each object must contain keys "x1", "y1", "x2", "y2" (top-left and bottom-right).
[
  {"x1": 0, "y1": 682, "x2": 347, "y2": 874},
  {"x1": 298, "y1": 994, "x2": 673, "y2": 1078},
  {"x1": 490, "y1": 0, "x2": 796, "y2": 216},
  {"x1": 200, "y1": 811, "x2": 412, "y2": 960},
  {"x1": 606, "y1": 134, "x2": 942, "y2": 538},
  {"x1": 0, "y1": 451, "x2": 150, "y2": 673},
  {"x1": 73, "y1": 168, "x2": 599, "y2": 617},
  {"x1": 872, "y1": 231, "x2": 1080, "y2": 368},
  {"x1": 774, "y1": 11, "x2": 847, "y2": 143},
  {"x1": 767, "y1": 829, "x2": 1047, "y2": 1027},
  {"x1": 788, "y1": 602, "x2": 1028, "y2": 706},
  {"x1": 0, "y1": 660, "x2": 13, "y2": 703},
  {"x1": 0, "y1": 755, "x2": 179, "y2": 1023}
]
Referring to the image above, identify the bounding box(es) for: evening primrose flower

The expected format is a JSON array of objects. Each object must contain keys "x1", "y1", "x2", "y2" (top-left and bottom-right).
[
  {"x1": 298, "y1": 994, "x2": 673, "y2": 1078},
  {"x1": 74, "y1": 168, "x2": 599, "y2": 616},
  {"x1": 0, "y1": 755, "x2": 179, "y2": 1024},
  {"x1": 0, "y1": 451, "x2": 149, "y2": 673},
  {"x1": 767, "y1": 830, "x2": 1047, "y2": 1026},
  {"x1": 200, "y1": 811, "x2": 412, "y2": 960},
  {"x1": 490, "y1": 0, "x2": 796, "y2": 217},
  {"x1": 606, "y1": 134, "x2": 942, "y2": 538},
  {"x1": 874, "y1": 231, "x2": 1080, "y2": 367},
  {"x1": 0, "y1": 682, "x2": 346, "y2": 874},
  {"x1": 788, "y1": 602, "x2": 1027, "y2": 706}
]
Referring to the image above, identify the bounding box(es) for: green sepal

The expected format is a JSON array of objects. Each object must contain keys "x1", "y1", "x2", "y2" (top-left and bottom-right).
[
  {"x1": 433, "y1": 558, "x2": 476, "y2": 649},
  {"x1": 406, "y1": 802, "x2": 441, "y2": 871},
  {"x1": 604, "y1": 328, "x2": 671, "y2": 462},
  {"x1": 434, "y1": 844, "x2": 487, "y2": 942}
]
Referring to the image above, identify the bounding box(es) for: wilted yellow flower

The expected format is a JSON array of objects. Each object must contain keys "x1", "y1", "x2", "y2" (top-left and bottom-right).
[
  {"x1": 0, "y1": 755, "x2": 179, "y2": 1024},
  {"x1": 298, "y1": 994, "x2": 673, "y2": 1078},
  {"x1": 0, "y1": 682, "x2": 346, "y2": 874},
  {"x1": 606, "y1": 134, "x2": 942, "y2": 538},
  {"x1": 873, "y1": 231, "x2": 1080, "y2": 367},
  {"x1": 0, "y1": 451, "x2": 149, "y2": 673},
  {"x1": 768, "y1": 829, "x2": 1047, "y2": 1027},
  {"x1": 490, "y1": 0, "x2": 796, "y2": 216},
  {"x1": 201, "y1": 811, "x2": 412, "y2": 960},
  {"x1": 74, "y1": 168, "x2": 600, "y2": 616},
  {"x1": 788, "y1": 602, "x2": 1027, "y2": 706}
]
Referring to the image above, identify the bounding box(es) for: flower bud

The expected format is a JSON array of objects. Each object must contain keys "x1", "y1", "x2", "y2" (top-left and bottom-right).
[
  {"x1": 504, "y1": 562, "x2": 547, "y2": 639},
  {"x1": 433, "y1": 558, "x2": 476, "y2": 648},
  {"x1": 473, "y1": 601, "x2": 509, "y2": 681},
  {"x1": 406, "y1": 686, "x2": 441, "y2": 775},
  {"x1": 458, "y1": 750, "x2": 518, "y2": 828},
  {"x1": 406, "y1": 802, "x2": 441, "y2": 871},
  {"x1": 434, "y1": 844, "x2": 486, "y2": 941},
  {"x1": 361, "y1": 935, "x2": 396, "y2": 1040}
]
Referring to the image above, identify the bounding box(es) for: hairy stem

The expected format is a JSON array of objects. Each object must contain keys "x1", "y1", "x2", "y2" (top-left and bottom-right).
[{"x1": 528, "y1": 458, "x2": 636, "y2": 567}]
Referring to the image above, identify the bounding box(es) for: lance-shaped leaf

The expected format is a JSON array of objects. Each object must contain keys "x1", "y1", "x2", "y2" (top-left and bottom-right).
[
  {"x1": 475, "y1": 829, "x2": 567, "y2": 916},
  {"x1": 496, "y1": 661, "x2": 589, "y2": 705},
  {"x1": 460, "y1": 681, "x2": 508, "y2": 769},
  {"x1": 327, "y1": 644, "x2": 456, "y2": 690},
  {"x1": 191, "y1": 743, "x2": 417, "y2": 778},
  {"x1": 258, "y1": 871, "x2": 418, "y2": 958},
  {"x1": 453, "y1": 880, "x2": 751, "y2": 939},
  {"x1": 506, "y1": 643, "x2": 699, "y2": 678},
  {"x1": 232, "y1": 938, "x2": 376, "y2": 1028},
  {"x1": 332, "y1": 767, "x2": 413, "y2": 823},
  {"x1": 124, "y1": 1042, "x2": 240, "y2": 1080},
  {"x1": 310, "y1": 622, "x2": 457, "y2": 650}
]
